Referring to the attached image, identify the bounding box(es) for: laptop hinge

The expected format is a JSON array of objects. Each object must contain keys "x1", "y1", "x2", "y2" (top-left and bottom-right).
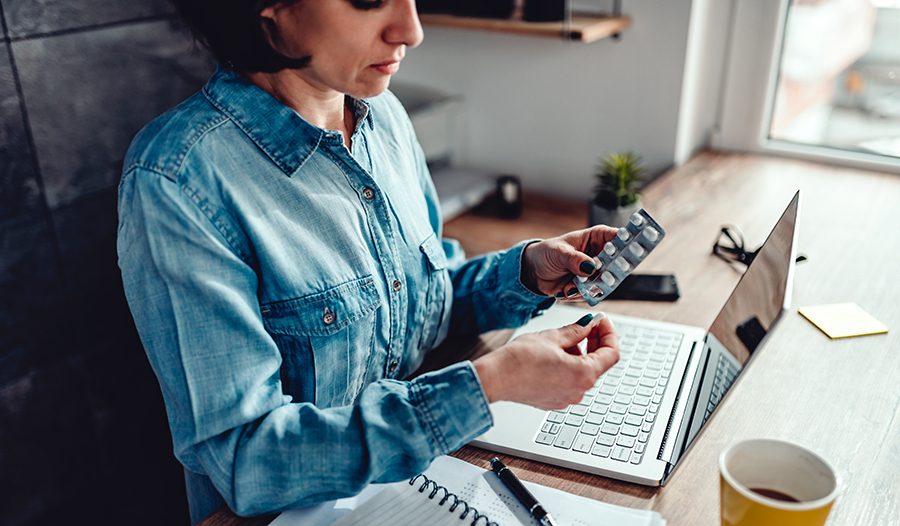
[{"x1": 658, "y1": 340, "x2": 701, "y2": 464}]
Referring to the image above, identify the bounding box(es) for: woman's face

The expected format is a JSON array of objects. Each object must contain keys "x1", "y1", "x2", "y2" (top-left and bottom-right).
[{"x1": 261, "y1": 0, "x2": 423, "y2": 99}]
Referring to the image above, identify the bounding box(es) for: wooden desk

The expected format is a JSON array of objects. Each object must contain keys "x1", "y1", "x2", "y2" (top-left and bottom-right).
[{"x1": 199, "y1": 151, "x2": 900, "y2": 526}]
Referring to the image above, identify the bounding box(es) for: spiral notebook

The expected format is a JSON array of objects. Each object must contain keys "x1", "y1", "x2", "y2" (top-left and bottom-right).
[{"x1": 269, "y1": 456, "x2": 666, "y2": 526}]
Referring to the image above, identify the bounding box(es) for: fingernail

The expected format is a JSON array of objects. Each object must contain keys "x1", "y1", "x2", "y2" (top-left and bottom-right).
[
  {"x1": 579, "y1": 260, "x2": 596, "y2": 274},
  {"x1": 576, "y1": 313, "x2": 593, "y2": 326},
  {"x1": 555, "y1": 291, "x2": 565, "y2": 299},
  {"x1": 567, "y1": 288, "x2": 578, "y2": 297}
]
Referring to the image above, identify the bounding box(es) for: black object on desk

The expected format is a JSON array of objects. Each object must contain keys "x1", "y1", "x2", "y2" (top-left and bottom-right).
[
  {"x1": 490, "y1": 458, "x2": 558, "y2": 526},
  {"x1": 605, "y1": 273, "x2": 680, "y2": 301}
]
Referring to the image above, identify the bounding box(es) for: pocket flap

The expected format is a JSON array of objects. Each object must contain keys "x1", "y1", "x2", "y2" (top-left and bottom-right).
[
  {"x1": 260, "y1": 276, "x2": 380, "y2": 336},
  {"x1": 419, "y1": 232, "x2": 447, "y2": 271}
]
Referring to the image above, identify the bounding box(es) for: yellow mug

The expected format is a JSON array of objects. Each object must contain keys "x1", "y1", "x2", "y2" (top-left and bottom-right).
[{"x1": 719, "y1": 439, "x2": 840, "y2": 526}]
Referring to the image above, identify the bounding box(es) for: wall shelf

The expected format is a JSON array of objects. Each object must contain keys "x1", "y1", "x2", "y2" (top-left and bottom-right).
[{"x1": 419, "y1": 13, "x2": 632, "y2": 43}]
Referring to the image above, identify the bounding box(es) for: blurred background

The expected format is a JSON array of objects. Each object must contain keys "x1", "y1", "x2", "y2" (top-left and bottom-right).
[{"x1": 770, "y1": 0, "x2": 900, "y2": 157}]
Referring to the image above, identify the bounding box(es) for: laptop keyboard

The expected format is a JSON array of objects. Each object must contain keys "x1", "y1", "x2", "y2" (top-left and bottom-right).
[
  {"x1": 702, "y1": 353, "x2": 739, "y2": 424},
  {"x1": 534, "y1": 324, "x2": 683, "y2": 465}
]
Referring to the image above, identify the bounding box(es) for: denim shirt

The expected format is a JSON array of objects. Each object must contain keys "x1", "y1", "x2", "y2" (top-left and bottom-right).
[{"x1": 117, "y1": 66, "x2": 552, "y2": 520}]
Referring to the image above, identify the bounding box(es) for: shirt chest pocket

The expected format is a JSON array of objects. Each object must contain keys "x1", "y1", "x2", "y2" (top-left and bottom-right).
[
  {"x1": 260, "y1": 276, "x2": 381, "y2": 408},
  {"x1": 418, "y1": 233, "x2": 452, "y2": 352}
]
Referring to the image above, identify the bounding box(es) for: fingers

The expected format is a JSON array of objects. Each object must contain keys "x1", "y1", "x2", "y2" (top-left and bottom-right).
[{"x1": 554, "y1": 313, "x2": 597, "y2": 348}]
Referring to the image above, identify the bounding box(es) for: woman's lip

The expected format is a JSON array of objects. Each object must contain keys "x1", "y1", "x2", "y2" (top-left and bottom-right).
[{"x1": 371, "y1": 61, "x2": 400, "y2": 75}]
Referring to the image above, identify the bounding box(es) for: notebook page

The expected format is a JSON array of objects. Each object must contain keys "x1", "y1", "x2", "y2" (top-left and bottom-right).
[
  {"x1": 329, "y1": 480, "x2": 481, "y2": 526},
  {"x1": 270, "y1": 455, "x2": 665, "y2": 526}
]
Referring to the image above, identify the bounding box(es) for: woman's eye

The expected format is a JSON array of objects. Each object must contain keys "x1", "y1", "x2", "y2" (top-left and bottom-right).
[{"x1": 350, "y1": 0, "x2": 384, "y2": 9}]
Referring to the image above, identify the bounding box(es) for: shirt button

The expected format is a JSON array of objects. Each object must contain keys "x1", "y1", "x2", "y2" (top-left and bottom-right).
[
  {"x1": 388, "y1": 360, "x2": 398, "y2": 373},
  {"x1": 392, "y1": 279, "x2": 402, "y2": 292},
  {"x1": 323, "y1": 308, "x2": 335, "y2": 325},
  {"x1": 363, "y1": 187, "x2": 375, "y2": 201}
]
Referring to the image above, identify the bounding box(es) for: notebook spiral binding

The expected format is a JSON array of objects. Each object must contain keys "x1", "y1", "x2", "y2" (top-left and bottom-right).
[{"x1": 409, "y1": 474, "x2": 499, "y2": 526}]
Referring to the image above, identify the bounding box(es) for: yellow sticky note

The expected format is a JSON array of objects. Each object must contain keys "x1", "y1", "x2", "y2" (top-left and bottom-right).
[{"x1": 799, "y1": 303, "x2": 889, "y2": 339}]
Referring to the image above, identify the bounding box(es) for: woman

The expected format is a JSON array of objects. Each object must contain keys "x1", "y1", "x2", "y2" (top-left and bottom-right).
[{"x1": 117, "y1": 0, "x2": 620, "y2": 523}]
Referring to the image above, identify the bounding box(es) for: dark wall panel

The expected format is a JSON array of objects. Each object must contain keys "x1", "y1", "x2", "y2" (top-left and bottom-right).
[
  {"x1": 0, "y1": 41, "x2": 41, "y2": 223},
  {"x1": 3, "y1": 0, "x2": 173, "y2": 39},
  {"x1": 0, "y1": 2, "x2": 215, "y2": 524},
  {"x1": 14, "y1": 20, "x2": 214, "y2": 209}
]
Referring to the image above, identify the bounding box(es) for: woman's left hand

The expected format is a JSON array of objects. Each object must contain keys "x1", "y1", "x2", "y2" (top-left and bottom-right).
[{"x1": 521, "y1": 225, "x2": 618, "y2": 299}]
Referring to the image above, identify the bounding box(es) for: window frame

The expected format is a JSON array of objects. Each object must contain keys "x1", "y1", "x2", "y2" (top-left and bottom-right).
[{"x1": 716, "y1": 0, "x2": 900, "y2": 173}]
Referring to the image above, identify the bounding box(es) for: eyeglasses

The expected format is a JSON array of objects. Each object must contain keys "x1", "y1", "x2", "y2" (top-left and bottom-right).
[
  {"x1": 713, "y1": 225, "x2": 808, "y2": 266},
  {"x1": 712, "y1": 225, "x2": 759, "y2": 266}
]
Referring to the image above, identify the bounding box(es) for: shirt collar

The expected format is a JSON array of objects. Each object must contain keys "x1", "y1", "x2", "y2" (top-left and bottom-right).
[{"x1": 202, "y1": 65, "x2": 374, "y2": 176}]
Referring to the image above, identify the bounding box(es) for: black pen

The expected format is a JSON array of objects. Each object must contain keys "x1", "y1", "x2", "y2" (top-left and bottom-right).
[{"x1": 490, "y1": 457, "x2": 558, "y2": 526}]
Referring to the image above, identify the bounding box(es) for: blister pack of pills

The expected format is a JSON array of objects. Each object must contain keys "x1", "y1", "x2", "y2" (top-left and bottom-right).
[{"x1": 573, "y1": 209, "x2": 666, "y2": 306}]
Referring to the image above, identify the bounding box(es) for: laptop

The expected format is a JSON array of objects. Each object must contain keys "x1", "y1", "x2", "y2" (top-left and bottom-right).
[{"x1": 470, "y1": 190, "x2": 801, "y2": 486}]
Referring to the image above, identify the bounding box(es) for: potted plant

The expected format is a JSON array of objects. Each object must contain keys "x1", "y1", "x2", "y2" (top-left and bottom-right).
[{"x1": 589, "y1": 151, "x2": 646, "y2": 227}]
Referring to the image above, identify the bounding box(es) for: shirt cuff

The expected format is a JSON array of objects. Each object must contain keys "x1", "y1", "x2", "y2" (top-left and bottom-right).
[
  {"x1": 408, "y1": 361, "x2": 493, "y2": 455},
  {"x1": 497, "y1": 239, "x2": 556, "y2": 317}
]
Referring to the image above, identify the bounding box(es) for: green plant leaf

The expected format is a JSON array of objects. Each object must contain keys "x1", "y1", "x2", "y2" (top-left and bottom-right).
[{"x1": 594, "y1": 151, "x2": 646, "y2": 208}]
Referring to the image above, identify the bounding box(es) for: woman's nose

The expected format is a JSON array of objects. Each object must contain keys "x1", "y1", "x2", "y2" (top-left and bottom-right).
[{"x1": 384, "y1": 0, "x2": 424, "y2": 48}]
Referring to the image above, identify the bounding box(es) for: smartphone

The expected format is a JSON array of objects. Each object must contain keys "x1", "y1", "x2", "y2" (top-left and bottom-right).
[{"x1": 605, "y1": 273, "x2": 680, "y2": 301}]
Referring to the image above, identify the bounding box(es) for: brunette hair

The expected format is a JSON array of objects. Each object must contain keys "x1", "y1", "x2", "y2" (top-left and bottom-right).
[{"x1": 169, "y1": 0, "x2": 311, "y2": 73}]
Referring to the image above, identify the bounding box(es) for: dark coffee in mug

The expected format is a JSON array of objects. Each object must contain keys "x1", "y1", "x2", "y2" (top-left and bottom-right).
[{"x1": 749, "y1": 488, "x2": 801, "y2": 503}]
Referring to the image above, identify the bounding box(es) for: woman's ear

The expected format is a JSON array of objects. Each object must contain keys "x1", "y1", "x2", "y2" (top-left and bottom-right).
[{"x1": 257, "y1": 5, "x2": 281, "y2": 50}]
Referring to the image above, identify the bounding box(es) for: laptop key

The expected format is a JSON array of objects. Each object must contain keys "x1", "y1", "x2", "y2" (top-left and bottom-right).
[
  {"x1": 611, "y1": 447, "x2": 631, "y2": 462},
  {"x1": 621, "y1": 377, "x2": 640, "y2": 387},
  {"x1": 617, "y1": 435, "x2": 636, "y2": 448},
  {"x1": 565, "y1": 414, "x2": 584, "y2": 426},
  {"x1": 589, "y1": 403, "x2": 609, "y2": 415},
  {"x1": 610, "y1": 403, "x2": 628, "y2": 414},
  {"x1": 573, "y1": 433, "x2": 594, "y2": 453},
  {"x1": 586, "y1": 412, "x2": 605, "y2": 425},
  {"x1": 591, "y1": 444, "x2": 612, "y2": 458},
  {"x1": 600, "y1": 422, "x2": 620, "y2": 435},
  {"x1": 535, "y1": 433, "x2": 555, "y2": 445},
  {"x1": 620, "y1": 424, "x2": 639, "y2": 437},
  {"x1": 596, "y1": 434, "x2": 615, "y2": 447},
  {"x1": 630, "y1": 452, "x2": 643, "y2": 465},
  {"x1": 605, "y1": 413, "x2": 624, "y2": 425},
  {"x1": 554, "y1": 426, "x2": 578, "y2": 449},
  {"x1": 569, "y1": 405, "x2": 588, "y2": 416},
  {"x1": 635, "y1": 442, "x2": 646, "y2": 454},
  {"x1": 547, "y1": 411, "x2": 566, "y2": 423},
  {"x1": 599, "y1": 385, "x2": 617, "y2": 396},
  {"x1": 581, "y1": 423, "x2": 601, "y2": 435},
  {"x1": 625, "y1": 414, "x2": 642, "y2": 426}
]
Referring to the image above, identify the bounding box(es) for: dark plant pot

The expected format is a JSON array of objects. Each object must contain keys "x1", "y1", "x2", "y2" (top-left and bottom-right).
[
  {"x1": 589, "y1": 199, "x2": 642, "y2": 228},
  {"x1": 522, "y1": 0, "x2": 566, "y2": 22},
  {"x1": 452, "y1": 0, "x2": 515, "y2": 19}
]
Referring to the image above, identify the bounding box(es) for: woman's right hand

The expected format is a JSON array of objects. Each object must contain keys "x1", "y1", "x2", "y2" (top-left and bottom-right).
[{"x1": 473, "y1": 313, "x2": 620, "y2": 411}]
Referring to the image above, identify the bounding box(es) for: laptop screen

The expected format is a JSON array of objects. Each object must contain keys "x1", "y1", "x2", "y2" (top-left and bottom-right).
[
  {"x1": 667, "y1": 191, "x2": 801, "y2": 472},
  {"x1": 707, "y1": 191, "x2": 800, "y2": 366}
]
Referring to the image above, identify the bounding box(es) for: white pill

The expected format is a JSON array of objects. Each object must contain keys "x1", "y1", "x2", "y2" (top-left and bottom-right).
[
  {"x1": 614, "y1": 257, "x2": 632, "y2": 272},
  {"x1": 601, "y1": 271, "x2": 616, "y2": 287},
  {"x1": 643, "y1": 226, "x2": 660, "y2": 242},
  {"x1": 617, "y1": 227, "x2": 631, "y2": 242},
  {"x1": 630, "y1": 212, "x2": 645, "y2": 227},
  {"x1": 628, "y1": 243, "x2": 646, "y2": 258},
  {"x1": 578, "y1": 275, "x2": 588, "y2": 283},
  {"x1": 604, "y1": 242, "x2": 616, "y2": 256}
]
